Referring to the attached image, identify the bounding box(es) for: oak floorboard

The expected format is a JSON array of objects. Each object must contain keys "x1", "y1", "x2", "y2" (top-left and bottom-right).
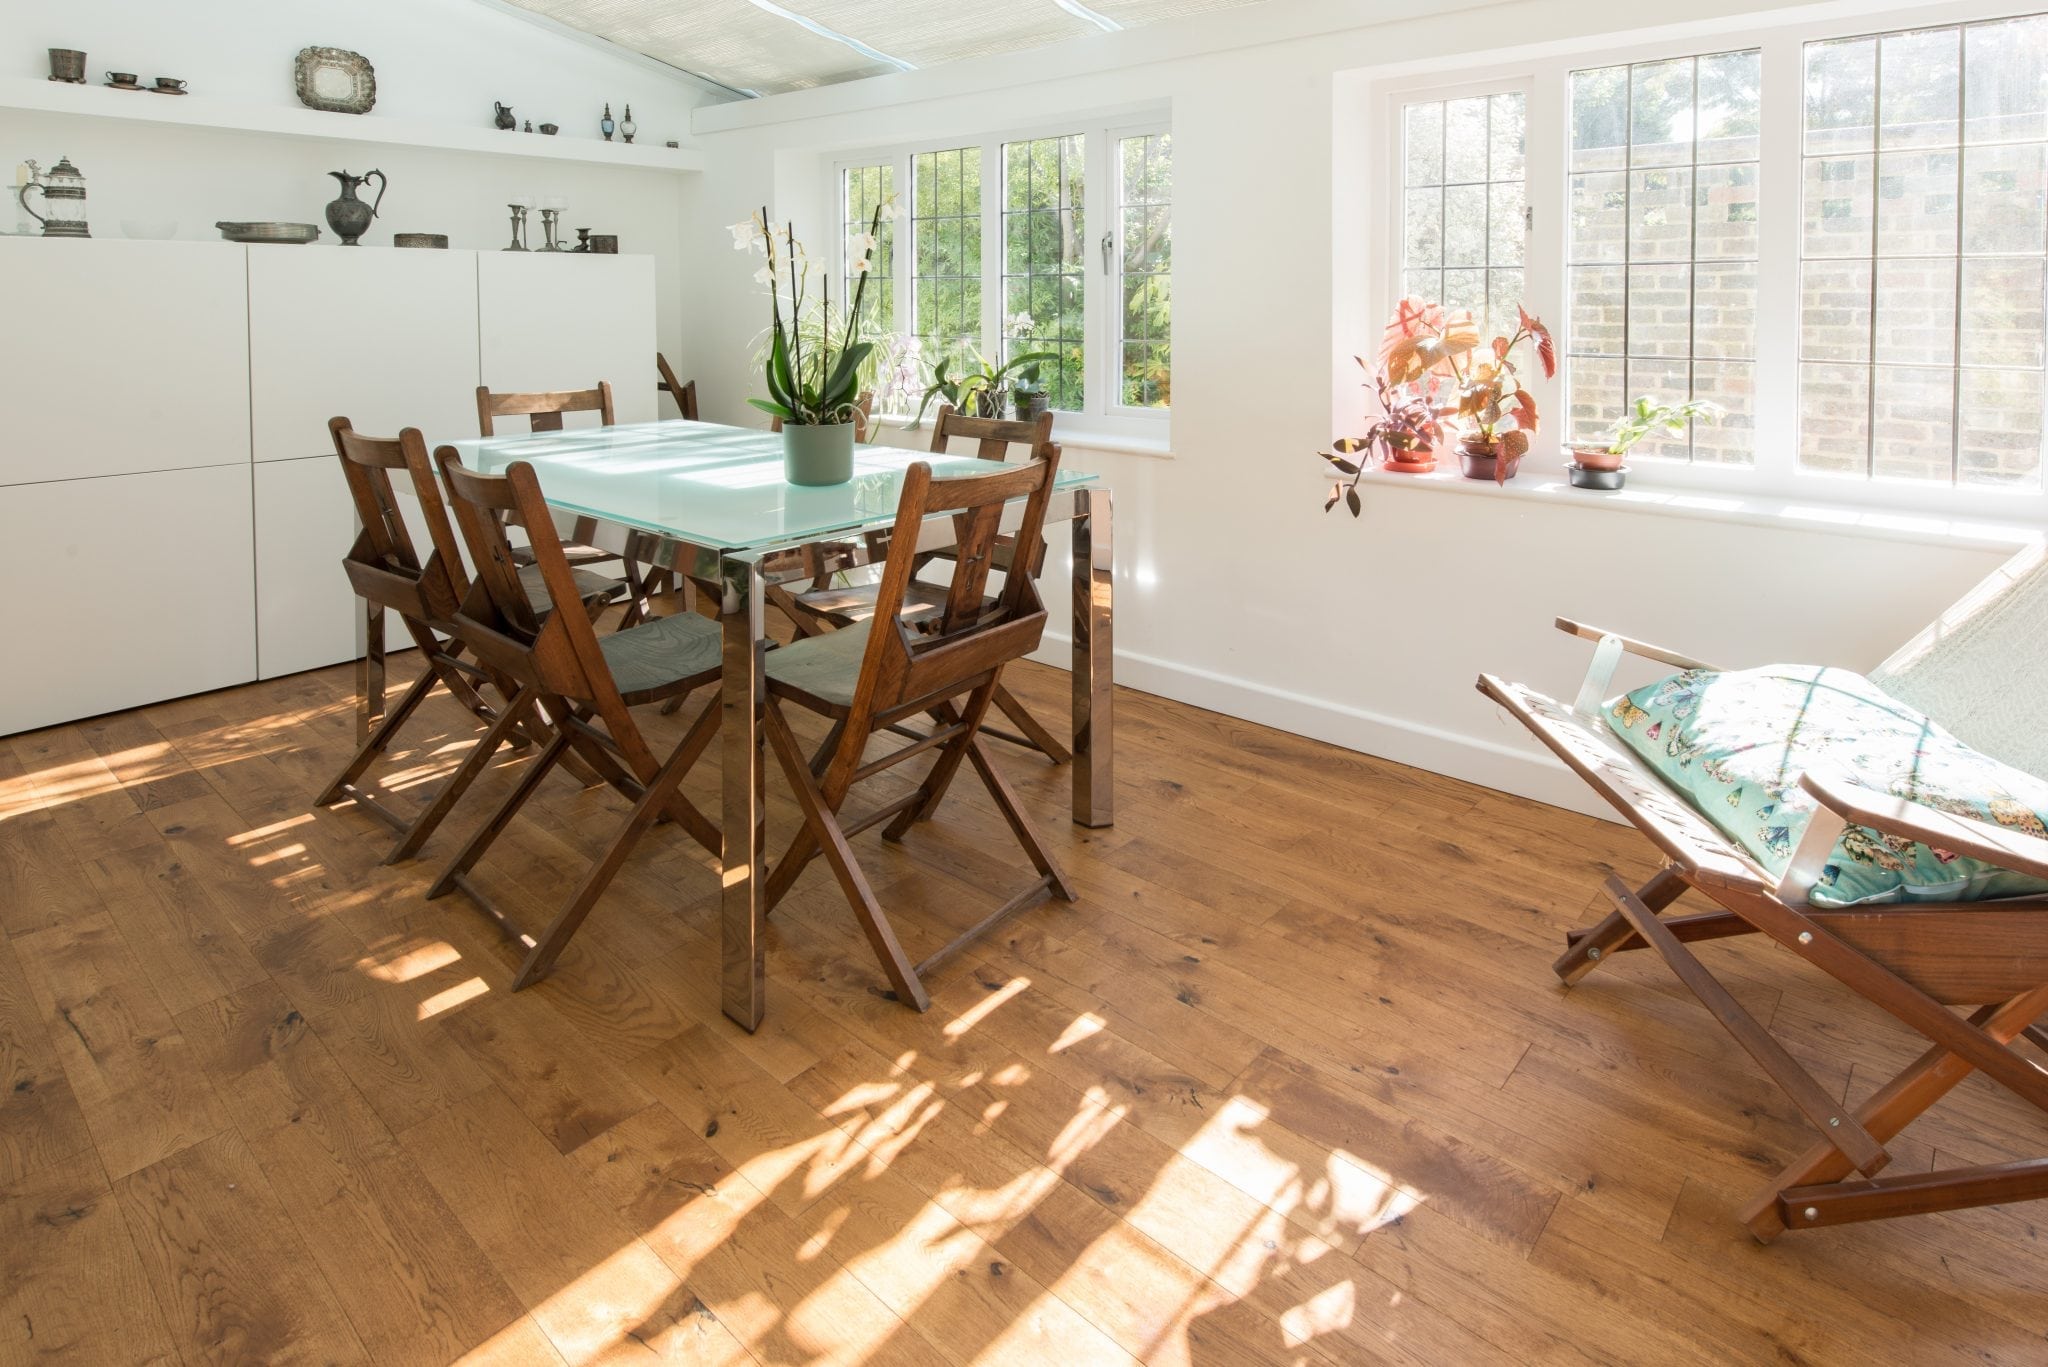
[{"x1": 1, "y1": 652, "x2": 2046, "y2": 1364}]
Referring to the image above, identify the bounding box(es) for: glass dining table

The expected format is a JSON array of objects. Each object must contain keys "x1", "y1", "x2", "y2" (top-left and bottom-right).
[{"x1": 440, "y1": 419, "x2": 1113, "y2": 1031}]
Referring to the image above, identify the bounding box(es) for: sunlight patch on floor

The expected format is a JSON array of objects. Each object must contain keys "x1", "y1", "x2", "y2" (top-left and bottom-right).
[
  {"x1": 358, "y1": 937, "x2": 465, "y2": 983},
  {"x1": 946, "y1": 975, "x2": 1029, "y2": 1037},
  {"x1": 1050, "y1": 1011, "x2": 1105, "y2": 1053},
  {"x1": 418, "y1": 976, "x2": 490, "y2": 1020}
]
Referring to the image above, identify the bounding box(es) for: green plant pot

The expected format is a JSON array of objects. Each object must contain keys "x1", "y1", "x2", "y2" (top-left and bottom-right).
[{"x1": 782, "y1": 421, "x2": 855, "y2": 486}]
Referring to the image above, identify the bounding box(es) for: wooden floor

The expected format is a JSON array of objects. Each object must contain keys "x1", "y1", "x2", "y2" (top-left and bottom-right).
[{"x1": 4, "y1": 639, "x2": 2047, "y2": 1367}]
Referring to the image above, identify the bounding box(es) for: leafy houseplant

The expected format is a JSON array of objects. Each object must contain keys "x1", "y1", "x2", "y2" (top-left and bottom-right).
[
  {"x1": 1380, "y1": 297, "x2": 1556, "y2": 485},
  {"x1": 911, "y1": 345, "x2": 1058, "y2": 427},
  {"x1": 736, "y1": 201, "x2": 884, "y2": 485},
  {"x1": 1568, "y1": 396, "x2": 1723, "y2": 483},
  {"x1": 1321, "y1": 365, "x2": 1445, "y2": 515},
  {"x1": 1011, "y1": 362, "x2": 1049, "y2": 422}
]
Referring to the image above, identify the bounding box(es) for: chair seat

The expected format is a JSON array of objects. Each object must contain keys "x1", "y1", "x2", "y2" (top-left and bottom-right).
[
  {"x1": 599, "y1": 609, "x2": 724, "y2": 700},
  {"x1": 520, "y1": 563, "x2": 625, "y2": 615},
  {"x1": 766, "y1": 621, "x2": 874, "y2": 713}
]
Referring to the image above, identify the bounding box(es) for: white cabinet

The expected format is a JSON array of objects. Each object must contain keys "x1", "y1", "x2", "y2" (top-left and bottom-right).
[
  {"x1": 254, "y1": 456, "x2": 360, "y2": 679},
  {"x1": 0, "y1": 238, "x2": 250, "y2": 486},
  {"x1": 249, "y1": 247, "x2": 481, "y2": 459},
  {"x1": 0, "y1": 464, "x2": 255, "y2": 735},
  {"x1": 479, "y1": 252, "x2": 656, "y2": 426}
]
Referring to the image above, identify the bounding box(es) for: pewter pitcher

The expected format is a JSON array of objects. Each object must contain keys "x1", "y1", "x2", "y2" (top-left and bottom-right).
[{"x1": 324, "y1": 168, "x2": 386, "y2": 246}]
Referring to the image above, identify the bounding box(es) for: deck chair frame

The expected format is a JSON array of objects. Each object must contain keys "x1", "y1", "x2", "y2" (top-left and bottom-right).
[{"x1": 1480, "y1": 584, "x2": 2048, "y2": 1239}]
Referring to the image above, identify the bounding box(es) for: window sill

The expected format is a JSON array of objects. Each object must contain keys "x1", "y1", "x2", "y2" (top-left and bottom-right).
[
  {"x1": 871, "y1": 412, "x2": 1172, "y2": 460},
  {"x1": 1360, "y1": 466, "x2": 2043, "y2": 551}
]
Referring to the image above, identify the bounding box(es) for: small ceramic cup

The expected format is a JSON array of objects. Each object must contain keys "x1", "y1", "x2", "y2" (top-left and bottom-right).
[
  {"x1": 107, "y1": 71, "x2": 138, "y2": 86},
  {"x1": 154, "y1": 77, "x2": 186, "y2": 91}
]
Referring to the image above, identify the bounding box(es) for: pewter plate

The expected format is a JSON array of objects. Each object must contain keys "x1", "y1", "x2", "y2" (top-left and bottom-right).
[
  {"x1": 294, "y1": 46, "x2": 375, "y2": 115},
  {"x1": 216, "y1": 220, "x2": 321, "y2": 244}
]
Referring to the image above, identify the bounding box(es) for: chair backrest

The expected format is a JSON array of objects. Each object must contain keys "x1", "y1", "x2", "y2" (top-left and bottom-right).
[
  {"x1": 769, "y1": 391, "x2": 875, "y2": 444},
  {"x1": 852, "y1": 448, "x2": 1063, "y2": 726},
  {"x1": 1871, "y1": 542, "x2": 2048, "y2": 781},
  {"x1": 476, "y1": 381, "x2": 617, "y2": 437},
  {"x1": 655, "y1": 353, "x2": 699, "y2": 421},
  {"x1": 433, "y1": 448, "x2": 625, "y2": 715},
  {"x1": 928, "y1": 404, "x2": 1054, "y2": 462},
  {"x1": 329, "y1": 417, "x2": 462, "y2": 625}
]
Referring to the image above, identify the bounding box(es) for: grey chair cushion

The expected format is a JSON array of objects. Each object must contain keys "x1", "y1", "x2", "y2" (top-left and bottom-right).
[
  {"x1": 765, "y1": 622, "x2": 874, "y2": 710},
  {"x1": 599, "y1": 611, "x2": 724, "y2": 698},
  {"x1": 520, "y1": 563, "x2": 625, "y2": 615}
]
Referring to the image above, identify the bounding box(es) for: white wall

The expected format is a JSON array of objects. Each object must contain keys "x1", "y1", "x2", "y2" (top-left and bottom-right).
[
  {"x1": 8, "y1": 0, "x2": 717, "y2": 368},
  {"x1": 682, "y1": 0, "x2": 2035, "y2": 815}
]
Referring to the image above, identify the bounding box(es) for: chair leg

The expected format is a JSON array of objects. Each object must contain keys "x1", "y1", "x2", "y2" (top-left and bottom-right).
[
  {"x1": 357, "y1": 602, "x2": 387, "y2": 744},
  {"x1": 512, "y1": 697, "x2": 722, "y2": 988},
  {"x1": 965, "y1": 734, "x2": 1077, "y2": 903},
  {"x1": 763, "y1": 699, "x2": 928, "y2": 1010},
  {"x1": 884, "y1": 692, "x2": 995, "y2": 840},
  {"x1": 989, "y1": 681, "x2": 1071, "y2": 764},
  {"x1": 426, "y1": 726, "x2": 574, "y2": 898},
  {"x1": 384, "y1": 685, "x2": 544, "y2": 864},
  {"x1": 1554, "y1": 867, "x2": 1691, "y2": 984},
  {"x1": 317, "y1": 662, "x2": 442, "y2": 810},
  {"x1": 1741, "y1": 983, "x2": 2048, "y2": 1241}
]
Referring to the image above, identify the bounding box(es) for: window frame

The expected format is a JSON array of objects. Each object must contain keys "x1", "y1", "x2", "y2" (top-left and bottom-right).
[
  {"x1": 1365, "y1": 0, "x2": 2048, "y2": 520},
  {"x1": 831, "y1": 109, "x2": 1172, "y2": 442}
]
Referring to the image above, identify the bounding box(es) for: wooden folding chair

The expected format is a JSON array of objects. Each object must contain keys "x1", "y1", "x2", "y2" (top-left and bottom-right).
[
  {"x1": 656, "y1": 352, "x2": 699, "y2": 419},
  {"x1": 788, "y1": 404, "x2": 1072, "y2": 763},
  {"x1": 316, "y1": 418, "x2": 619, "y2": 863},
  {"x1": 1481, "y1": 546, "x2": 2048, "y2": 1238},
  {"x1": 760, "y1": 450, "x2": 1076, "y2": 1010},
  {"x1": 477, "y1": 380, "x2": 675, "y2": 628},
  {"x1": 424, "y1": 448, "x2": 725, "y2": 988}
]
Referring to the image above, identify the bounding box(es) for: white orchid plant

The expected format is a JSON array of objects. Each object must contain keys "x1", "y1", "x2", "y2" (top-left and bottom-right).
[{"x1": 731, "y1": 200, "x2": 890, "y2": 427}]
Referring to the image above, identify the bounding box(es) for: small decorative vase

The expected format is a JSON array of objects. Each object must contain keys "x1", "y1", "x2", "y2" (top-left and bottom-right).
[
  {"x1": 600, "y1": 103, "x2": 615, "y2": 141},
  {"x1": 620, "y1": 103, "x2": 636, "y2": 144},
  {"x1": 1457, "y1": 436, "x2": 1521, "y2": 483},
  {"x1": 494, "y1": 101, "x2": 515, "y2": 130},
  {"x1": 782, "y1": 422, "x2": 855, "y2": 486}
]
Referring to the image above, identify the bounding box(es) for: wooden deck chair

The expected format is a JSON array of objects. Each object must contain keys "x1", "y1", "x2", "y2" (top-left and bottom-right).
[
  {"x1": 1479, "y1": 542, "x2": 2048, "y2": 1239},
  {"x1": 425, "y1": 448, "x2": 725, "y2": 988},
  {"x1": 656, "y1": 352, "x2": 699, "y2": 419},
  {"x1": 317, "y1": 418, "x2": 617, "y2": 863},
  {"x1": 477, "y1": 381, "x2": 674, "y2": 629},
  {"x1": 788, "y1": 405, "x2": 1072, "y2": 764},
  {"x1": 760, "y1": 451, "x2": 1076, "y2": 1010}
]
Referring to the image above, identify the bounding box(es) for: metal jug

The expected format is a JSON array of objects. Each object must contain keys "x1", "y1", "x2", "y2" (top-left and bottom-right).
[
  {"x1": 324, "y1": 168, "x2": 386, "y2": 246},
  {"x1": 18, "y1": 157, "x2": 89, "y2": 238}
]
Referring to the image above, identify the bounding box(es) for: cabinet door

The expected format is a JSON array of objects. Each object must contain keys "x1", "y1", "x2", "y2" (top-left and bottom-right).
[
  {"x1": 255, "y1": 456, "x2": 361, "y2": 679},
  {"x1": 0, "y1": 464, "x2": 255, "y2": 735},
  {"x1": 0, "y1": 239, "x2": 250, "y2": 486},
  {"x1": 249, "y1": 247, "x2": 481, "y2": 459},
  {"x1": 478, "y1": 253, "x2": 656, "y2": 427}
]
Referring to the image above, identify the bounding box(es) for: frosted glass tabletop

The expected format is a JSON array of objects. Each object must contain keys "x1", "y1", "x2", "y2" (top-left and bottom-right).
[{"x1": 443, "y1": 419, "x2": 1096, "y2": 555}]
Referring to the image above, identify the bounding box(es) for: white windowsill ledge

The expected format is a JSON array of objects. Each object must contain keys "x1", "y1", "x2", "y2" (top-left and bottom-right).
[
  {"x1": 871, "y1": 412, "x2": 1172, "y2": 460},
  {"x1": 1360, "y1": 466, "x2": 2044, "y2": 552}
]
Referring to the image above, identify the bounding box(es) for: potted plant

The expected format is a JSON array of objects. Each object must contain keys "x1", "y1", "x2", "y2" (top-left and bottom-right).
[
  {"x1": 1011, "y1": 363, "x2": 1050, "y2": 422},
  {"x1": 736, "y1": 202, "x2": 885, "y2": 485},
  {"x1": 1566, "y1": 395, "x2": 1723, "y2": 489},
  {"x1": 911, "y1": 344, "x2": 1058, "y2": 426},
  {"x1": 1319, "y1": 364, "x2": 1445, "y2": 514},
  {"x1": 1380, "y1": 297, "x2": 1555, "y2": 485}
]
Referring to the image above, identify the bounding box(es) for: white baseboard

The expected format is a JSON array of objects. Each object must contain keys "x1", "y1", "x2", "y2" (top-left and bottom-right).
[{"x1": 1030, "y1": 632, "x2": 1618, "y2": 824}]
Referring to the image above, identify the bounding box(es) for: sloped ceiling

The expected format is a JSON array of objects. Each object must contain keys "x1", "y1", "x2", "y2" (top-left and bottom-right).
[{"x1": 497, "y1": 0, "x2": 1273, "y2": 97}]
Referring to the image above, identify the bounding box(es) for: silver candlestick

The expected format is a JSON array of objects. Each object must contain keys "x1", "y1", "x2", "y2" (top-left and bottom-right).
[
  {"x1": 502, "y1": 202, "x2": 529, "y2": 251},
  {"x1": 538, "y1": 206, "x2": 565, "y2": 251}
]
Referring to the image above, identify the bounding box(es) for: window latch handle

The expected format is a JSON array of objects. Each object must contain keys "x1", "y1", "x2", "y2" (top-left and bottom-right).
[{"x1": 1100, "y1": 230, "x2": 1113, "y2": 274}]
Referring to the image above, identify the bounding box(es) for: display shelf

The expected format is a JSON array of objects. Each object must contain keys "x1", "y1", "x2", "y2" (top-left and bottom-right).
[{"x1": 2, "y1": 77, "x2": 703, "y2": 173}]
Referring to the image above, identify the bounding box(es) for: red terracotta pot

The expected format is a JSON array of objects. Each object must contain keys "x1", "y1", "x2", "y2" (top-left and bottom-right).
[
  {"x1": 1569, "y1": 443, "x2": 1625, "y2": 472},
  {"x1": 1381, "y1": 447, "x2": 1436, "y2": 474}
]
